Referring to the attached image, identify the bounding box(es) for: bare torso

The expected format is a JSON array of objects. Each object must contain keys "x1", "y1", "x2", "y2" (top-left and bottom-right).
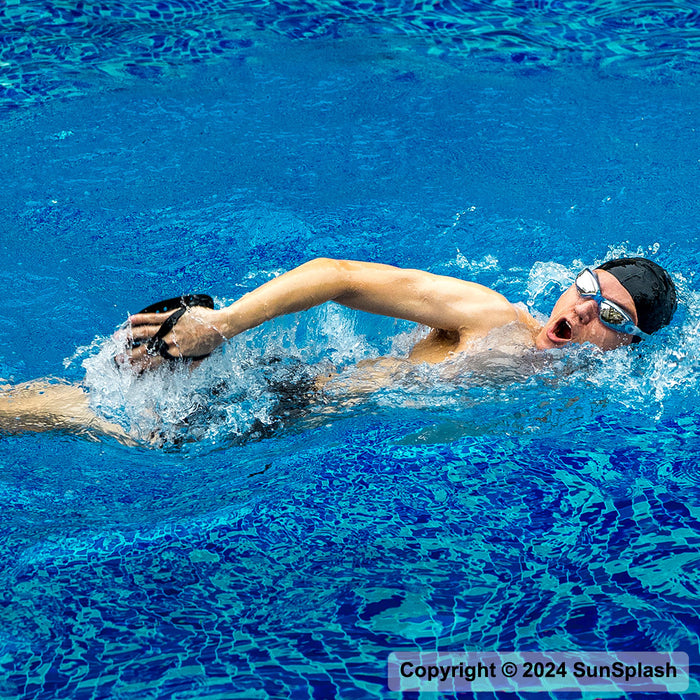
[{"x1": 317, "y1": 308, "x2": 541, "y2": 393}]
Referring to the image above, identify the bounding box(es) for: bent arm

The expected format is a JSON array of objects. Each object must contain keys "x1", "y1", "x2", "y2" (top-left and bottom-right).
[
  {"x1": 126, "y1": 258, "x2": 520, "y2": 365},
  {"x1": 217, "y1": 258, "x2": 517, "y2": 338}
]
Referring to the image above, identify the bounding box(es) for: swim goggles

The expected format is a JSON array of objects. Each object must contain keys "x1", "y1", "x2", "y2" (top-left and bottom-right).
[{"x1": 575, "y1": 268, "x2": 650, "y2": 339}]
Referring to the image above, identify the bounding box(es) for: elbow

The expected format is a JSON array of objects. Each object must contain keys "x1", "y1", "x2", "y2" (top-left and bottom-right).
[
  {"x1": 307, "y1": 257, "x2": 343, "y2": 267},
  {"x1": 294, "y1": 258, "x2": 349, "y2": 300},
  {"x1": 304, "y1": 257, "x2": 342, "y2": 281},
  {"x1": 304, "y1": 258, "x2": 357, "y2": 299},
  {"x1": 301, "y1": 257, "x2": 341, "y2": 275},
  {"x1": 306, "y1": 257, "x2": 353, "y2": 277}
]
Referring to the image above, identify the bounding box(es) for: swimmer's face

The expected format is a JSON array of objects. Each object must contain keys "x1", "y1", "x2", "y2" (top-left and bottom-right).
[{"x1": 535, "y1": 270, "x2": 639, "y2": 352}]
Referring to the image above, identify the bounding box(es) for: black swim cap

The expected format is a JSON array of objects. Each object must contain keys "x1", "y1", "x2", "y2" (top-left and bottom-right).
[{"x1": 597, "y1": 257, "x2": 677, "y2": 335}]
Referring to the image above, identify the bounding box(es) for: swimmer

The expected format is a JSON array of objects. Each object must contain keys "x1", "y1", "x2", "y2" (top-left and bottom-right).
[
  {"x1": 0, "y1": 257, "x2": 677, "y2": 440},
  {"x1": 125, "y1": 257, "x2": 677, "y2": 364}
]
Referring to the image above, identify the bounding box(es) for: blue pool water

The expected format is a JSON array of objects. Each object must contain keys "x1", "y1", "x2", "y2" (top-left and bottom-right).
[{"x1": 1, "y1": 1, "x2": 700, "y2": 698}]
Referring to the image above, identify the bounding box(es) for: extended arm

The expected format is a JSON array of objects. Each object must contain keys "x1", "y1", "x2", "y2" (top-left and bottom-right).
[
  {"x1": 125, "y1": 258, "x2": 519, "y2": 365},
  {"x1": 0, "y1": 380, "x2": 131, "y2": 442}
]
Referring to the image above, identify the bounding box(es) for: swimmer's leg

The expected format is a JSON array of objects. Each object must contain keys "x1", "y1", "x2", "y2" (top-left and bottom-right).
[{"x1": 0, "y1": 379, "x2": 130, "y2": 443}]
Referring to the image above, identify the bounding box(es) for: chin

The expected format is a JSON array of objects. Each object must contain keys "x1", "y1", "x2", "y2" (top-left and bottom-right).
[{"x1": 534, "y1": 330, "x2": 555, "y2": 350}]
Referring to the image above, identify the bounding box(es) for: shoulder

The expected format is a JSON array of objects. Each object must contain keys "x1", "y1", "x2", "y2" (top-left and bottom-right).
[
  {"x1": 403, "y1": 271, "x2": 523, "y2": 334},
  {"x1": 449, "y1": 284, "x2": 542, "y2": 344},
  {"x1": 449, "y1": 282, "x2": 520, "y2": 329}
]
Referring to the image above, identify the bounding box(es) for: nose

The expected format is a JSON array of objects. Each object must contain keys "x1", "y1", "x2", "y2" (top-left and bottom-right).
[{"x1": 574, "y1": 298, "x2": 599, "y2": 325}]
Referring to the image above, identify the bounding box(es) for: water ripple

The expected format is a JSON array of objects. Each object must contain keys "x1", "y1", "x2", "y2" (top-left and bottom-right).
[{"x1": 3, "y1": 0, "x2": 700, "y2": 110}]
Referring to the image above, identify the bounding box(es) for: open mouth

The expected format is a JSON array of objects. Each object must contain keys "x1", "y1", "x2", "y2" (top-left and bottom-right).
[{"x1": 552, "y1": 317, "x2": 572, "y2": 341}]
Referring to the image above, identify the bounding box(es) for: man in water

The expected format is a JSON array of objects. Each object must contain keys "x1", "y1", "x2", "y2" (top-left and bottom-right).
[
  {"x1": 0, "y1": 257, "x2": 678, "y2": 440},
  {"x1": 125, "y1": 257, "x2": 677, "y2": 366}
]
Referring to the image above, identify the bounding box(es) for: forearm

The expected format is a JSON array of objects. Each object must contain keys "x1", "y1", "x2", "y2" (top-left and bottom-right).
[{"x1": 216, "y1": 258, "x2": 350, "y2": 338}]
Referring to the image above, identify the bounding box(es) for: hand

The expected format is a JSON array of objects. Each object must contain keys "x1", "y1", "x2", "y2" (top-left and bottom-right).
[{"x1": 117, "y1": 306, "x2": 228, "y2": 371}]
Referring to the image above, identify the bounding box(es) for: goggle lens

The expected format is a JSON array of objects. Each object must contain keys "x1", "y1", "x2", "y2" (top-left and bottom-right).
[
  {"x1": 599, "y1": 303, "x2": 627, "y2": 326},
  {"x1": 575, "y1": 269, "x2": 599, "y2": 296}
]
